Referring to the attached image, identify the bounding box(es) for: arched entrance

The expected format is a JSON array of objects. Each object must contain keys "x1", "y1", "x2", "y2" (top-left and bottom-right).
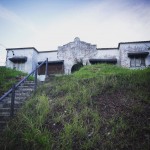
[{"x1": 71, "y1": 62, "x2": 83, "y2": 73}]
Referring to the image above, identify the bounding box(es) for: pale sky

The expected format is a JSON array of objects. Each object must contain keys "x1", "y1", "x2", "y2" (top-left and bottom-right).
[{"x1": 0, "y1": 0, "x2": 150, "y2": 65}]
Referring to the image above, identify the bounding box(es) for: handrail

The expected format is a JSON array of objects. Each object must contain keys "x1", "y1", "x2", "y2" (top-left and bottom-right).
[{"x1": 0, "y1": 58, "x2": 48, "y2": 102}]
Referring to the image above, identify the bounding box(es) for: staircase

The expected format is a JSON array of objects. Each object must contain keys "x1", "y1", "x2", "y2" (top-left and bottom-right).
[{"x1": 0, "y1": 81, "x2": 35, "y2": 132}]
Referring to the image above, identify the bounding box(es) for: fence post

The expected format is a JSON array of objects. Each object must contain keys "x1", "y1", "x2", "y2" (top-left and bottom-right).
[
  {"x1": 34, "y1": 68, "x2": 37, "y2": 91},
  {"x1": 45, "y1": 58, "x2": 48, "y2": 78},
  {"x1": 10, "y1": 84, "x2": 15, "y2": 117}
]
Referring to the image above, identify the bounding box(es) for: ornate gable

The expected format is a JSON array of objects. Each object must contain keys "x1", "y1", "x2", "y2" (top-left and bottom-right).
[{"x1": 57, "y1": 37, "x2": 97, "y2": 61}]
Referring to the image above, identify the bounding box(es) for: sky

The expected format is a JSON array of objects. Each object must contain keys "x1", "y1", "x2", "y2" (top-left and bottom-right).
[{"x1": 0, "y1": 0, "x2": 150, "y2": 65}]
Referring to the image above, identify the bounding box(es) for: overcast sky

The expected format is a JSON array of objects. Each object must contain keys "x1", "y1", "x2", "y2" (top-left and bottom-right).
[{"x1": 0, "y1": 0, "x2": 150, "y2": 65}]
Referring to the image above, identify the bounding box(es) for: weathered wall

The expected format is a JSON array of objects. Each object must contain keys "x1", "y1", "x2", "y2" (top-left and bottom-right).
[
  {"x1": 119, "y1": 43, "x2": 150, "y2": 68},
  {"x1": 38, "y1": 51, "x2": 58, "y2": 62},
  {"x1": 57, "y1": 37, "x2": 97, "y2": 74},
  {"x1": 95, "y1": 48, "x2": 119, "y2": 64},
  {"x1": 37, "y1": 51, "x2": 58, "y2": 81},
  {"x1": 6, "y1": 39, "x2": 150, "y2": 81},
  {"x1": 6, "y1": 48, "x2": 36, "y2": 73}
]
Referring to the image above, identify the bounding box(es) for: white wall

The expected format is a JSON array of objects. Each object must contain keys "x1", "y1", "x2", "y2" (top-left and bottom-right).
[
  {"x1": 38, "y1": 51, "x2": 58, "y2": 62},
  {"x1": 57, "y1": 37, "x2": 97, "y2": 74},
  {"x1": 95, "y1": 49, "x2": 119, "y2": 63},
  {"x1": 6, "y1": 48, "x2": 36, "y2": 73},
  {"x1": 119, "y1": 42, "x2": 150, "y2": 68},
  {"x1": 37, "y1": 51, "x2": 58, "y2": 81},
  {"x1": 6, "y1": 40, "x2": 150, "y2": 81}
]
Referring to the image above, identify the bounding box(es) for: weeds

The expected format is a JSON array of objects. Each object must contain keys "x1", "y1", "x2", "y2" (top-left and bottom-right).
[
  {"x1": 0, "y1": 64, "x2": 150, "y2": 150},
  {"x1": 0, "y1": 67, "x2": 34, "y2": 96},
  {"x1": 0, "y1": 93, "x2": 51, "y2": 150}
]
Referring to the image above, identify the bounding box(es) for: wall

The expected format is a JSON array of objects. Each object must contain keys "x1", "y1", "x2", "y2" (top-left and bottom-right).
[
  {"x1": 38, "y1": 51, "x2": 58, "y2": 62},
  {"x1": 37, "y1": 51, "x2": 58, "y2": 81},
  {"x1": 6, "y1": 48, "x2": 36, "y2": 73},
  {"x1": 6, "y1": 39, "x2": 150, "y2": 81},
  {"x1": 57, "y1": 37, "x2": 97, "y2": 74},
  {"x1": 95, "y1": 48, "x2": 119, "y2": 64},
  {"x1": 119, "y1": 42, "x2": 150, "y2": 68}
]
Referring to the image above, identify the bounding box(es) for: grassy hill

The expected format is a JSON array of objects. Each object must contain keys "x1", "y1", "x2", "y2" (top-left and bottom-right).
[
  {"x1": 0, "y1": 64, "x2": 150, "y2": 150},
  {"x1": 0, "y1": 67, "x2": 28, "y2": 96}
]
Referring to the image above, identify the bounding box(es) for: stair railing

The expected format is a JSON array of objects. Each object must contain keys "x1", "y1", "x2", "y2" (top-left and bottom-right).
[{"x1": 0, "y1": 58, "x2": 48, "y2": 116}]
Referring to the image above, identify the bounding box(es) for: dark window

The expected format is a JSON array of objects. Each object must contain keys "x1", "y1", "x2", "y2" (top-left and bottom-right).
[
  {"x1": 130, "y1": 57, "x2": 145, "y2": 67},
  {"x1": 141, "y1": 58, "x2": 145, "y2": 66},
  {"x1": 38, "y1": 63, "x2": 64, "y2": 75}
]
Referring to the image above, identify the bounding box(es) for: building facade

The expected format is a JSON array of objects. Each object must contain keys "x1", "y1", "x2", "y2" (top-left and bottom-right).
[{"x1": 6, "y1": 38, "x2": 150, "y2": 81}]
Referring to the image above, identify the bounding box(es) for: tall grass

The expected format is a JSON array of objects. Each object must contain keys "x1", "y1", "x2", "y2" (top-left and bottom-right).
[
  {"x1": 0, "y1": 64, "x2": 150, "y2": 150},
  {"x1": 0, "y1": 93, "x2": 51, "y2": 150},
  {"x1": 0, "y1": 67, "x2": 34, "y2": 96}
]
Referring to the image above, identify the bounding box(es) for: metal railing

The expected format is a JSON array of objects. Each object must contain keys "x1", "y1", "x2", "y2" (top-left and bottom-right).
[{"x1": 0, "y1": 58, "x2": 48, "y2": 116}]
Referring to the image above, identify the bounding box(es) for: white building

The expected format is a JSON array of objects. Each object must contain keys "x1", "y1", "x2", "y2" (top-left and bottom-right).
[{"x1": 6, "y1": 38, "x2": 150, "y2": 80}]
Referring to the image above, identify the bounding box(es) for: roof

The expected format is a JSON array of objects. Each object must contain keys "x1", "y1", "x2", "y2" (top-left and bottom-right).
[
  {"x1": 6, "y1": 47, "x2": 39, "y2": 53},
  {"x1": 97, "y1": 40, "x2": 150, "y2": 50},
  {"x1": 118, "y1": 41, "x2": 150, "y2": 48},
  {"x1": 6, "y1": 40, "x2": 150, "y2": 53},
  {"x1": 39, "y1": 50, "x2": 57, "y2": 53},
  {"x1": 128, "y1": 52, "x2": 149, "y2": 57},
  {"x1": 6, "y1": 47, "x2": 57, "y2": 53},
  {"x1": 9, "y1": 56, "x2": 27, "y2": 63},
  {"x1": 38, "y1": 60, "x2": 64, "y2": 64},
  {"x1": 89, "y1": 58, "x2": 117, "y2": 64},
  {"x1": 97, "y1": 48, "x2": 118, "y2": 50}
]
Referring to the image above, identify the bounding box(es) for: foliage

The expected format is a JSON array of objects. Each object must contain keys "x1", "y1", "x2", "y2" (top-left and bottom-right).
[
  {"x1": 0, "y1": 67, "x2": 34, "y2": 96},
  {"x1": 0, "y1": 64, "x2": 150, "y2": 150},
  {"x1": 0, "y1": 94, "x2": 51, "y2": 150}
]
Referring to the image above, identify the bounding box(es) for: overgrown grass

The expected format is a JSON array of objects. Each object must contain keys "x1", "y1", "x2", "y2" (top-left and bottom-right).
[
  {"x1": 0, "y1": 64, "x2": 150, "y2": 150},
  {"x1": 0, "y1": 93, "x2": 51, "y2": 150},
  {"x1": 0, "y1": 67, "x2": 34, "y2": 96}
]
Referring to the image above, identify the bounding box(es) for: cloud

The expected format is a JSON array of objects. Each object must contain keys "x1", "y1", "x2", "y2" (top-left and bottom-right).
[
  {"x1": 27, "y1": 0, "x2": 150, "y2": 50},
  {"x1": 0, "y1": 0, "x2": 150, "y2": 53},
  {"x1": 0, "y1": 4, "x2": 38, "y2": 33}
]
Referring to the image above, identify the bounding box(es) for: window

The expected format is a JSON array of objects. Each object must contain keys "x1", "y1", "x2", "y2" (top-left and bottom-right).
[
  {"x1": 13, "y1": 62, "x2": 25, "y2": 71},
  {"x1": 130, "y1": 57, "x2": 145, "y2": 67},
  {"x1": 141, "y1": 58, "x2": 145, "y2": 66}
]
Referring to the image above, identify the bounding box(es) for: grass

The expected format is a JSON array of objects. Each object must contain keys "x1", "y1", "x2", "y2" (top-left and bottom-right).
[
  {"x1": 0, "y1": 64, "x2": 150, "y2": 150},
  {"x1": 0, "y1": 67, "x2": 34, "y2": 97}
]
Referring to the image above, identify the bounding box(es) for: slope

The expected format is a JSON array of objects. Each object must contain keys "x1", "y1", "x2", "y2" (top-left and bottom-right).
[{"x1": 0, "y1": 64, "x2": 150, "y2": 150}]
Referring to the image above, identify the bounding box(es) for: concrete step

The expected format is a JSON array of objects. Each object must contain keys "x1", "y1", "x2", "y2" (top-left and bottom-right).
[
  {"x1": 24, "y1": 81, "x2": 34, "y2": 83},
  {"x1": 8, "y1": 93, "x2": 31, "y2": 97},
  {"x1": 0, "y1": 108, "x2": 18, "y2": 113},
  {"x1": 0, "y1": 113, "x2": 11, "y2": 121},
  {"x1": 22, "y1": 82, "x2": 35, "y2": 86},
  {"x1": 17, "y1": 86, "x2": 34, "y2": 89},
  {"x1": 0, "y1": 103, "x2": 3, "y2": 108},
  {"x1": 0, "y1": 111, "x2": 11, "y2": 116},
  {"x1": 0, "y1": 120, "x2": 7, "y2": 126},
  {"x1": 15, "y1": 89, "x2": 34, "y2": 94},
  {"x1": 0, "y1": 80, "x2": 35, "y2": 132},
  {"x1": 3, "y1": 97, "x2": 28, "y2": 102},
  {"x1": 0, "y1": 120, "x2": 7, "y2": 131},
  {"x1": 0, "y1": 111, "x2": 17, "y2": 116},
  {"x1": 3, "y1": 102, "x2": 23, "y2": 108}
]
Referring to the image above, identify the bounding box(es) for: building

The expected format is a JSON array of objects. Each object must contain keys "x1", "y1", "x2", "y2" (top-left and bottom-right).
[{"x1": 6, "y1": 38, "x2": 150, "y2": 81}]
